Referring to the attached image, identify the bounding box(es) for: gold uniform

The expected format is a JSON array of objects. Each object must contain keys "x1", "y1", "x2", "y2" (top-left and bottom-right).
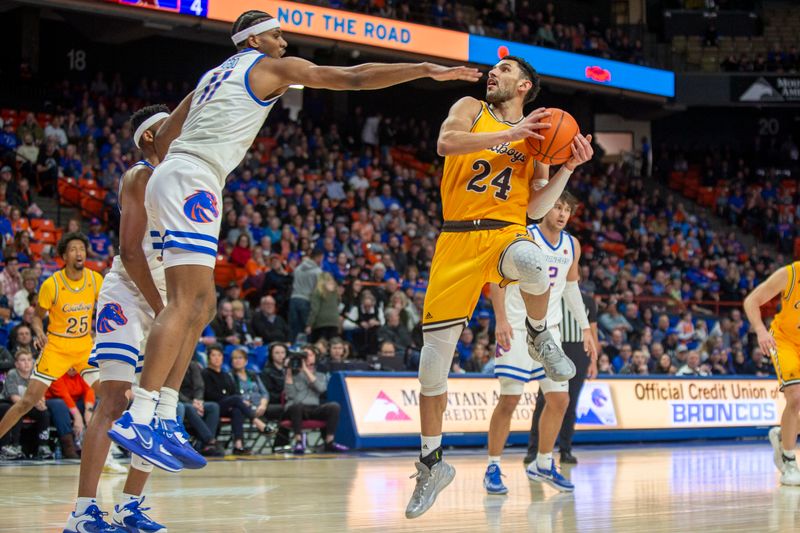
[
  {"x1": 32, "y1": 268, "x2": 103, "y2": 385},
  {"x1": 771, "y1": 261, "x2": 800, "y2": 389},
  {"x1": 423, "y1": 101, "x2": 537, "y2": 332}
]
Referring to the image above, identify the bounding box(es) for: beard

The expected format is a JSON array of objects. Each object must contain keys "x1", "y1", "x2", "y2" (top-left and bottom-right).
[{"x1": 486, "y1": 86, "x2": 513, "y2": 104}]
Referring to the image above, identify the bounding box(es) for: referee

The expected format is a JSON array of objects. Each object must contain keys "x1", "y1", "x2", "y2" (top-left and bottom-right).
[{"x1": 524, "y1": 290, "x2": 598, "y2": 465}]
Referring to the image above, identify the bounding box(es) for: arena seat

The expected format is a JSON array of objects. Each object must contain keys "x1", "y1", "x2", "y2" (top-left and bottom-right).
[
  {"x1": 30, "y1": 218, "x2": 55, "y2": 232},
  {"x1": 57, "y1": 177, "x2": 80, "y2": 206},
  {"x1": 85, "y1": 259, "x2": 107, "y2": 272}
]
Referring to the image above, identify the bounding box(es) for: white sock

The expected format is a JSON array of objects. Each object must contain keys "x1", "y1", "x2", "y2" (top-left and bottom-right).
[
  {"x1": 421, "y1": 435, "x2": 442, "y2": 457},
  {"x1": 129, "y1": 387, "x2": 160, "y2": 425},
  {"x1": 488, "y1": 455, "x2": 501, "y2": 466},
  {"x1": 783, "y1": 448, "x2": 796, "y2": 461},
  {"x1": 120, "y1": 492, "x2": 141, "y2": 505},
  {"x1": 527, "y1": 317, "x2": 546, "y2": 331},
  {"x1": 536, "y1": 452, "x2": 553, "y2": 470},
  {"x1": 75, "y1": 497, "x2": 96, "y2": 515},
  {"x1": 155, "y1": 387, "x2": 179, "y2": 421}
]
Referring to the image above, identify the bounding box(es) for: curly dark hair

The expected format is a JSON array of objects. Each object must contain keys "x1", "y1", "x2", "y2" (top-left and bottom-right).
[
  {"x1": 56, "y1": 231, "x2": 90, "y2": 258},
  {"x1": 503, "y1": 55, "x2": 541, "y2": 104}
]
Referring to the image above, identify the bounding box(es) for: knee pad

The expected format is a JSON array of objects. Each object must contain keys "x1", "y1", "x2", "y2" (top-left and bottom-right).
[
  {"x1": 501, "y1": 240, "x2": 549, "y2": 295},
  {"x1": 499, "y1": 377, "x2": 525, "y2": 396},
  {"x1": 131, "y1": 454, "x2": 154, "y2": 473},
  {"x1": 418, "y1": 324, "x2": 462, "y2": 397}
]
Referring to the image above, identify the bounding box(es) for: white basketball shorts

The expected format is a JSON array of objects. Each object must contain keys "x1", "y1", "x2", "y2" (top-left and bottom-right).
[
  {"x1": 145, "y1": 154, "x2": 222, "y2": 270},
  {"x1": 494, "y1": 325, "x2": 568, "y2": 394},
  {"x1": 89, "y1": 266, "x2": 167, "y2": 383}
]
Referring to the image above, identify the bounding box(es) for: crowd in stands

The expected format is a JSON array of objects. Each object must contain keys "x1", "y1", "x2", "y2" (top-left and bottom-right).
[
  {"x1": 0, "y1": 66, "x2": 789, "y2": 459},
  {"x1": 719, "y1": 45, "x2": 800, "y2": 73},
  {"x1": 309, "y1": 0, "x2": 648, "y2": 65}
]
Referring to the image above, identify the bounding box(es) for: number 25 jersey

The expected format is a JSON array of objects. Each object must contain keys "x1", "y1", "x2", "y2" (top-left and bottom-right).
[
  {"x1": 38, "y1": 269, "x2": 103, "y2": 348},
  {"x1": 440, "y1": 101, "x2": 537, "y2": 226}
]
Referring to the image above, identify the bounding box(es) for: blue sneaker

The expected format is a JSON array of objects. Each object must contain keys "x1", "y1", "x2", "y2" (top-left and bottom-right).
[
  {"x1": 64, "y1": 504, "x2": 124, "y2": 532},
  {"x1": 483, "y1": 464, "x2": 509, "y2": 495},
  {"x1": 526, "y1": 459, "x2": 574, "y2": 492},
  {"x1": 158, "y1": 417, "x2": 207, "y2": 469},
  {"x1": 112, "y1": 497, "x2": 167, "y2": 533},
  {"x1": 107, "y1": 412, "x2": 182, "y2": 473}
]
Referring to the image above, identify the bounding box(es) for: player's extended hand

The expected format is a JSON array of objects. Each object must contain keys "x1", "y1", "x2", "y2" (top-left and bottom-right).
[
  {"x1": 583, "y1": 330, "x2": 598, "y2": 360},
  {"x1": 427, "y1": 64, "x2": 483, "y2": 83},
  {"x1": 495, "y1": 318, "x2": 514, "y2": 352},
  {"x1": 586, "y1": 359, "x2": 598, "y2": 379},
  {"x1": 507, "y1": 108, "x2": 552, "y2": 142},
  {"x1": 564, "y1": 133, "x2": 593, "y2": 170},
  {"x1": 33, "y1": 332, "x2": 47, "y2": 351},
  {"x1": 756, "y1": 327, "x2": 778, "y2": 357}
]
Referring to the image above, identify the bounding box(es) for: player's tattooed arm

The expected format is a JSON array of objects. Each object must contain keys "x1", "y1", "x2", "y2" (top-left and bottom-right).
[{"x1": 153, "y1": 90, "x2": 195, "y2": 160}]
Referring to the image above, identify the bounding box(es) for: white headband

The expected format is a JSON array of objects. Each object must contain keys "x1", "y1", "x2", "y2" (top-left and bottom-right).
[
  {"x1": 133, "y1": 112, "x2": 169, "y2": 149},
  {"x1": 231, "y1": 18, "x2": 280, "y2": 45}
]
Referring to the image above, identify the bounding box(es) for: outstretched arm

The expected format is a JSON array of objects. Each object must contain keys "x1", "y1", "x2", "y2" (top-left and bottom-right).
[
  {"x1": 743, "y1": 266, "x2": 788, "y2": 355},
  {"x1": 437, "y1": 98, "x2": 552, "y2": 156},
  {"x1": 527, "y1": 134, "x2": 593, "y2": 219},
  {"x1": 119, "y1": 166, "x2": 165, "y2": 316},
  {"x1": 253, "y1": 57, "x2": 481, "y2": 96}
]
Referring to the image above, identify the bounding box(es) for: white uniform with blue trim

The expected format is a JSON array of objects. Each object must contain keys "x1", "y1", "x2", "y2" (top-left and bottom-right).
[
  {"x1": 145, "y1": 48, "x2": 281, "y2": 269},
  {"x1": 495, "y1": 224, "x2": 574, "y2": 393},
  {"x1": 89, "y1": 160, "x2": 167, "y2": 382}
]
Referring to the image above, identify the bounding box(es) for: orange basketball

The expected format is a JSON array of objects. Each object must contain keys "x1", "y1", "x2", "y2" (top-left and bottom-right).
[{"x1": 525, "y1": 108, "x2": 580, "y2": 165}]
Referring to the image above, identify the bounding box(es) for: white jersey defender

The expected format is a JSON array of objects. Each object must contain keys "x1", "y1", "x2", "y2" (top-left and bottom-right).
[
  {"x1": 495, "y1": 223, "x2": 575, "y2": 392},
  {"x1": 89, "y1": 160, "x2": 167, "y2": 382},
  {"x1": 146, "y1": 48, "x2": 281, "y2": 269}
]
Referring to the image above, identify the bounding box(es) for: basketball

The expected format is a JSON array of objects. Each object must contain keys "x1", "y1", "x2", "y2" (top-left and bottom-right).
[{"x1": 525, "y1": 108, "x2": 580, "y2": 165}]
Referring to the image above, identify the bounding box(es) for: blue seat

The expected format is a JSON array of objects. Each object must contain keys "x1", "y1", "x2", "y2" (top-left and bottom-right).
[{"x1": 251, "y1": 345, "x2": 269, "y2": 370}]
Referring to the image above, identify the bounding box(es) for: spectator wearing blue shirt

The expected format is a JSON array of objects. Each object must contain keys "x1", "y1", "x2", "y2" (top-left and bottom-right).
[
  {"x1": 59, "y1": 144, "x2": 83, "y2": 178},
  {"x1": 87, "y1": 218, "x2": 112, "y2": 261},
  {"x1": 0, "y1": 121, "x2": 18, "y2": 156},
  {"x1": 379, "y1": 184, "x2": 400, "y2": 211},
  {"x1": 456, "y1": 328, "x2": 474, "y2": 366}
]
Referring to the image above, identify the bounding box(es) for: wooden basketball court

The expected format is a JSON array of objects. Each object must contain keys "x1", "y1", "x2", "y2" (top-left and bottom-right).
[{"x1": 0, "y1": 441, "x2": 794, "y2": 532}]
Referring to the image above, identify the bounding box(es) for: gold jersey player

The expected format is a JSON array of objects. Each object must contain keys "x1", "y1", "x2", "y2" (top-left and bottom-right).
[
  {"x1": 0, "y1": 233, "x2": 102, "y2": 445},
  {"x1": 744, "y1": 261, "x2": 800, "y2": 485},
  {"x1": 406, "y1": 56, "x2": 593, "y2": 519}
]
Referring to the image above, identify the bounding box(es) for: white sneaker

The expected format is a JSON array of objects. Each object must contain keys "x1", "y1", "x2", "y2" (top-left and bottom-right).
[
  {"x1": 769, "y1": 426, "x2": 784, "y2": 473},
  {"x1": 781, "y1": 460, "x2": 800, "y2": 486},
  {"x1": 103, "y1": 450, "x2": 127, "y2": 475}
]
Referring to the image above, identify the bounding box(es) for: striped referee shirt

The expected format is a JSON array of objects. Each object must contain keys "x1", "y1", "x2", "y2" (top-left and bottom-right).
[{"x1": 559, "y1": 291, "x2": 598, "y2": 344}]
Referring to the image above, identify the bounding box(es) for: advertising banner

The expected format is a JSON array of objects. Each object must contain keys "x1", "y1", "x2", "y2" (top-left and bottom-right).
[
  {"x1": 342, "y1": 375, "x2": 784, "y2": 437},
  {"x1": 732, "y1": 75, "x2": 800, "y2": 103},
  {"x1": 105, "y1": 1, "x2": 674, "y2": 97}
]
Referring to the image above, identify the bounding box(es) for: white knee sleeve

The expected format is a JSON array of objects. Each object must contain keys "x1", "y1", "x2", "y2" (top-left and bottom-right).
[
  {"x1": 499, "y1": 377, "x2": 525, "y2": 396},
  {"x1": 131, "y1": 454, "x2": 154, "y2": 473},
  {"x1": 500, "y1": 240, "x2": 549, "y2": 295},
  {"x1": 418, "y1": 324, "x2": 462, "y2": 396}
]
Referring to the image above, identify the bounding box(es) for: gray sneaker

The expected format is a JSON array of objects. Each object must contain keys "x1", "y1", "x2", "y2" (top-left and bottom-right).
[
  {"x1": 0, "y1": 444, "x2": 24, "y2": 460},
  {"x1": 527, "y1": 329, "x2": 575, "y2": 382},
  {"x1": 405, "y1": 460, "x2": 456, "y2": 519}
]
